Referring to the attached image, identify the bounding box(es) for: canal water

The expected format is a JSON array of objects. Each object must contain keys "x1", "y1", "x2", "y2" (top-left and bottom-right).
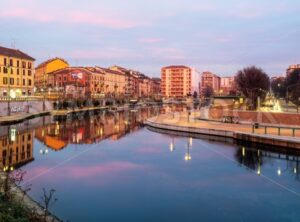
[{"x1": 1, "y1": 107, "x2": 300, "y2": 222}]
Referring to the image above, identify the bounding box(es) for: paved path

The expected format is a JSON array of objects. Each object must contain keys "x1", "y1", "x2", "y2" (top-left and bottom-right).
[{"x1": 149, "y1": 111, "x2": 300, "y2": 140}]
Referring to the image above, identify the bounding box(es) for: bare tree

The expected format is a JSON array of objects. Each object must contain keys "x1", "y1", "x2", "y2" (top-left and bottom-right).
[
  {"x1": 40, "y1": 188, "x2": 58, "y2": 222},
  {"x1": 235, "y1": 66, "x2": 270, "y2": 110}
]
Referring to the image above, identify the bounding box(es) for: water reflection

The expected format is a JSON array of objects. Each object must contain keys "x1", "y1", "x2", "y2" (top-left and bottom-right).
[
  {"x1": 235, "y1": 145, "x2": 300, "y2": 180},
  {"x1": 0, "y1": 124, "x2": 34, "y2": 171}
]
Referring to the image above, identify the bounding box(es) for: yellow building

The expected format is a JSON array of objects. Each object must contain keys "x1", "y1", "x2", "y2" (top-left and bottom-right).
[
  {"x1": 35, "y1": 57, "x2": 69, "y2": 91},
  {"x1": 0, "y1": 46, "x2": 35, "y2": 97}
]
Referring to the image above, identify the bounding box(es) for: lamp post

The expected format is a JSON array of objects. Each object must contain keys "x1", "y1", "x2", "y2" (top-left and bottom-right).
[{"x1": 6, "y1": 62, "x2": 11, "y2": 116}]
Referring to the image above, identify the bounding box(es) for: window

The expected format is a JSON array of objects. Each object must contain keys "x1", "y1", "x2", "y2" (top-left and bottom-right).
[
  {"x1": 4, "y1": 58, "x2": 7, "y2": 65},
  {"x1": 28, "y1": 62, "x2": 31, "y2": 69},
  {"x1": 9, "y1": 59, "x2": 13, "y2": 66},
  {"x1": 17, "y1": 78, "x2": 19, "y2": 85},
  {"x1": 28, "y1": 79, "x2": 32, "y2": 86},
  {"x1": 10, "y1": 78, "x2": 14, "y2": 85},
  {"x1": 10, "y1": 69, "x2": 13, "y2": 74},
  {"x1": 23, "y1": 70, "x2": 25, "y2": 75},
  {"x1": 28, "y1": 70, "x2": 31, "y2": 76},
  {"x1": 3, "y1": 67, "x2": 7, "y2": 74},
  {"x1": 17, "y1": 69, "x2": 19, "y2": 75},
  {"x1": 23, "y1": 79, "x2": 25, "y2": 86},
  {"x1": 17, "y1": 60, "x2": 20, "y2": 67},
  {"x1": 3, "y1": 77, "x2": 7, "y2": 85}
]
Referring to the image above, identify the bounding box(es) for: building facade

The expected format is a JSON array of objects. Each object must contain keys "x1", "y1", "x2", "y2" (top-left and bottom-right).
[
  {"x1": 287, "y1": 64, "x2": 300, "y2": 75},
  {"x1": 96, "y1": 67, "x2": 126, "y2": 97},
  {"x1": 0, "y1": 46, "x2": 35, "y2": 97},
  {"x1": 48, "y1": 67, "x2": 105, "y2": 98},
  {"x1": 161, "y1": 65, "x2": 192, "y2": 98},
  {"x1": 35, "y1": 57, "x2": 69, "y2": 91},
  {"x1": 200, "y1": 71, "x2": 221, "y2": 96},
  {"x1": 220, "y1": 76, "x2": 236, "y2": 95},
  {"x1": 150, "y1": 77, "x2": 161, "y2": 97}
]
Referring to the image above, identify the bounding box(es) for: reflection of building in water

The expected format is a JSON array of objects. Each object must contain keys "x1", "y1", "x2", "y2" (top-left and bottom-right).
[
  {"x1": 35, "y1": 108, "x2": 159, "y2": 151},
  {"x1": 0, "y1": 128, "x2": 34, "y2": 170}
]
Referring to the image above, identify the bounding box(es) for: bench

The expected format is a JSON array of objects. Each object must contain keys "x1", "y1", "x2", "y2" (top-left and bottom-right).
[{"x1": 222, "y1": 115, "x2": 239, "y2": 124}]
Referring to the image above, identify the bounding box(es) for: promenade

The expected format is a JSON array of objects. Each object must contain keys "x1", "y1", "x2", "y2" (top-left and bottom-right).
[{"x1": 146, "y1": 111, "x2": 300, "y2": 149}]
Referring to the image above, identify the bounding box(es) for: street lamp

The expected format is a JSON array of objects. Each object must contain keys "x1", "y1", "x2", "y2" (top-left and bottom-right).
[{"x1": 6, "y1": 62, "x2": 11, "y2": 116}]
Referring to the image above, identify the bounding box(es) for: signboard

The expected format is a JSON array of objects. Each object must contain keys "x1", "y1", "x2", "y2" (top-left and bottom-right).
[{"x1": 71, "y1": 72, "x2": 83, "y2": 79}]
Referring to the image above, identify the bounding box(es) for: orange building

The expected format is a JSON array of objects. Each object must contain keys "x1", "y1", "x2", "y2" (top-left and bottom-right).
[{"x1": 161, "y1": 65, "x2": 192, "y2": 98}]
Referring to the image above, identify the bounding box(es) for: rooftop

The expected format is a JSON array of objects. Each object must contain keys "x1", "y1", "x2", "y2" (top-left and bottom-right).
[
  {"x1": 0, "y1": 46, "x2": 35, "y2": 61},
  {"x1": 36, "y1": 57, "x2": 69, "y2": 69},
  {"x1": 162, "y1": 65, "x2": 190, "y2": 69}
]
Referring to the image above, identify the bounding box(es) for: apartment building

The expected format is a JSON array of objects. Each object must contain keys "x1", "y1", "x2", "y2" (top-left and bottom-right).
[
  {"x1": 0, "y1": 46, "x2": 35, "y2": 97},
  {"x1": 161, "y1": 65, "x2": 192, "y2": 98},
  {"x1": 200, "y1": 71, "x2": 221, "y2": 96}
]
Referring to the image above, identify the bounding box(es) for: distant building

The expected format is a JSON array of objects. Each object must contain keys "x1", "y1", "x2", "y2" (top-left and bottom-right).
[
  {"x1": 220, "y1": 76, "x2": 236, "y2": 95},
  {"x1": 150, "y1": 77, "x2": 161, "y2": 97},
  {"x1": 287, "y1": 64, "x2": 300, "y2": 75},
  {"x1": 161, "y1": 65, "x2": 192, "y2": 98},
  {"x1": 48, "y1": 67, "x2": 105, "y2": 98},
  {"x1": 200, "y1": 71, "x2": 221, "y2": 96},
  {"x1": 109, "y1": 65, "x2": 139, "y2": 98},
  {"x1": 96, "y1": 67, "x2": 126, "y2": 97},
  {"x1": 35, "y1": 57, "x2": 69, "y2": 91},
  {"x1": 0, "y1": 46, "x2": 35, "y2": 97}
]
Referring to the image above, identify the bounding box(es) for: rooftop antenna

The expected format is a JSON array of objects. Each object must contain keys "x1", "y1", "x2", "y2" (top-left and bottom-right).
[{"x1": 11, "y1": 38, "x2": 16, "y2": 49}]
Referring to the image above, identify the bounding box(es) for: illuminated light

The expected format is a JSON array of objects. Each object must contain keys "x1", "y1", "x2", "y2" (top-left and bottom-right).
[
  {"x1": 39, "y1": 149, "x2": 43, "y2": 154},
  {"x1": 277, "y1": 168, "x2": 281, "y2": 176},
  {"x1": 10, "y1": 128, "x2": 16, "y2": 142},
  {"x1": 257, "y1": 166, "x2": 261, "y2": 175},
  {"x1": 185, "y1": 153, "x2": 191, "y2": 161},
  {"x1": 189, "y1": 137, "x2": 193, "y2": 147},
  {"x1": 242, "y1": 147, "x2": 245, "y2": 157},
  {"x1": 10, "y1": 166, "x2": 14, "y2": 171},
  {"x1": 169, "y1": 142, "x2": 174, "y2": 152},
  {"x1": 257, "y1": 150, "x2": 260, "y2": 156},
  {"x1": 45, "y1": 149, "x2": 49, "y2": 154},
  {"x1": 10, "y1": 90, "x2": 16, "y2": 99},
  {"x1": 294, "y1": 168, "x2": 297, "y2": 174}
]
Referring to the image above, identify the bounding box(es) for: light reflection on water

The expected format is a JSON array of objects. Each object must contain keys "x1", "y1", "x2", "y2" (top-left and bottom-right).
[{"x1": 1, "y1": 106, "x2": 300, "y2": 222}]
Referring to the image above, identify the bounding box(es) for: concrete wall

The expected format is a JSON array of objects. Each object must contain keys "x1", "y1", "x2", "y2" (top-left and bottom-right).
[
  {"x1": 209, "y1": 108, "x2": 300, "y2": 125},
  {"x1": 0, "y1": 100, "x2": 53, "y2": 116}
]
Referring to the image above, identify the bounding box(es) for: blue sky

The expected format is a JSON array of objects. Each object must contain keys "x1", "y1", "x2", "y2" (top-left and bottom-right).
[{"x1": 0, "y1": 0, "x2": 299, "y2": 77}]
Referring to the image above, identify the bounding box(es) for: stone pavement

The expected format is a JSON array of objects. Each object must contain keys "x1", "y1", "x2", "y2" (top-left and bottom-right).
[{"x1": 152, "y1": 111, "x2": 300, "y2": 139}]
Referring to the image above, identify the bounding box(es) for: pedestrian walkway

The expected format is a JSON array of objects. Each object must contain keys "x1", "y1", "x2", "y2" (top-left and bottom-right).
[{"x1": 146, "y1": 111, "x2": 300, "y2": 149}]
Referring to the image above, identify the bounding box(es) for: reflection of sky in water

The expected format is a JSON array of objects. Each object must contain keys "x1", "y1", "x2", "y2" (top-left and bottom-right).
[{"x1": 15, "y1": 125, "x2": 300, "y2": 222}]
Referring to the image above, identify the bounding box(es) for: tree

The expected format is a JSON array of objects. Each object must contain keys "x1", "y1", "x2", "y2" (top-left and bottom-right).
[
  {"x1": 271, "y1": 77, "x2": 286, "y2": 98},
  {"x1": 285, "y1": 69, "x2": 300, "y2": 106},
  {"x1": 235, "y1": 66, "x2": 270, "y2": 110},
  {"x1": 203, "y1": 86, "x2": 214, "y2": 98},
  {"x1": 193, "y1": 91, "x2": 198, "y2": 98}
]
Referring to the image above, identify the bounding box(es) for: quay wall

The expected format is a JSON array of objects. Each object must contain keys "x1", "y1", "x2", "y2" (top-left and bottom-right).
[
  {"x1": 145, "y1": 119, "x2": 300, "y2": 149},
  {"x1": 0, "y1": 101, "x2": 53, "y2": 116}
]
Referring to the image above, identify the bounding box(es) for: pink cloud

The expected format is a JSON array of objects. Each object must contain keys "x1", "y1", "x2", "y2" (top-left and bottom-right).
[
  {"x1": 0, "y1": 8, "x2": 146, "y2": 29},
  {"x1": 138, "y1": 38, "x2": 163, "y2": 44}
]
